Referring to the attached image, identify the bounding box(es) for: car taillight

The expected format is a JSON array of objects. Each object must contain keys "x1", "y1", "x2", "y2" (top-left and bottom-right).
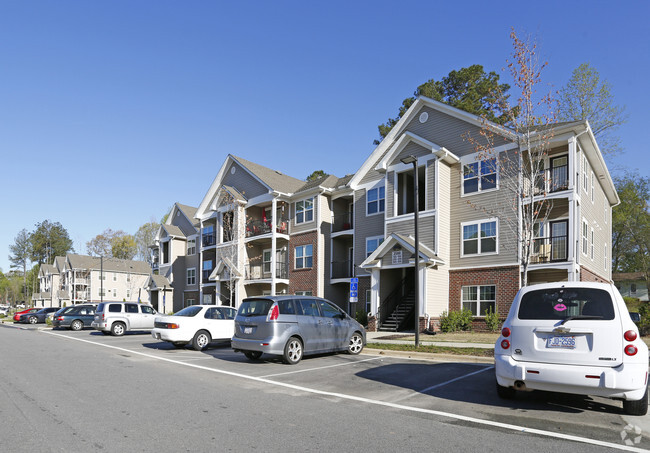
[
  {"x1": 501, "y1": 327, "x2": 511, "y2": 337},
  {"x1": 625, "y1": 345, "x2": 638, "y2": 356},
  {"x1": 56, "y1": 316, "x2": 63, "y2": 321},
  {"x1": 268, "y1": 304, "x2": 279, "y2": 321},
  {"x1": 169, "y1": 323, "x2": 179, "y2": 329},
  {"x1": 624, "y1": 330, "x2": 638, "y2": 342},
  {"x1": 501, "y1": 339, "x2": 510, "y2": 349}
]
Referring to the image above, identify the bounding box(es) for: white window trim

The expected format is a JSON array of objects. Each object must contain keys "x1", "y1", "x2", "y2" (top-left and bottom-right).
[
  {"x1": 295, "y1": 197, "x2": 315, "y2": 225},
  {"x1": 366, "y1": 184, "x2": 385, "y2": 217},
  {"x1": 187, "y1": 268, "x2": 196, "y2": 286},
  {"x1": 604, "y1": 243, "x2": 608, "y2": 271},
  {"x1": 295, "y1": 244, "x2": 313, "y2": 269},
  {"x1": 295, "y1": 290, "x2": 313, "y2": 296},
  {"x1": 460, "y1": 156, "x2": 499, "y2": 197},
  {"x1": 582, "y1": 219, "x2": 589, "y2": 256},
  {"x1": 590, "y1": 171, "x2": 595, "y2": 203},
  {"x1": 461, "y1": 284, "x2": 497, "y2": 317},
  {"x1": 366, "y1": 235, "x2": 384, "y2": 258},
  {"x1": 187, "y1": 238, "x2": 196, "y2": 256},
  {"x1": 263, "y1": 249, "x2": 272, "y2": 274},
  {"x1": 590, "y1": 227, "x2": 594, "y2": 260},
  {"x1": 583, "y1": 156, "x2": 589, "y2": 193},
  {"x1": 460, "y1": 218, "x2": 499, "y2": 258}
]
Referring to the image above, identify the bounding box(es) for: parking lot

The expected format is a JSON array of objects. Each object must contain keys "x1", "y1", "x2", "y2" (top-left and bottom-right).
[{"x1": 26, "y1": 325, "x2": 649, "y2": 452}]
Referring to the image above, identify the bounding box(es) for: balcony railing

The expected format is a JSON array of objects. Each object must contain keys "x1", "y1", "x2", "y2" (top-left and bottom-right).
[
  {"x1": 530, "y1": 235, "x2": 568, "y2": 264},
  {"x1": 245, "y1": 261, "x2": 288, "y2": 280},
  {"x1": 332, "y1": 213, "x2": 353, "y2": 233},
  {"x1": 530, "y1": 164, "x2": 569, "y2": 196},
  {"x1": 331, "y1": 260, "x2": 353, "y2": 279},
  {"x1": 202, "y1": 234, "x2": 216, "y2": 247},
  {"x1": 203, "y1": 269, "x2": 213, "y2": 281},
  {"x1": 245, "y1": 217, "x2": 290, "y2": 238}
]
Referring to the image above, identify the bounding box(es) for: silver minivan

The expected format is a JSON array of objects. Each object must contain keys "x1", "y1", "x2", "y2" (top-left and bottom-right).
[{"x1": 231, "y1": 296, "x2": 366, "y2": 364}]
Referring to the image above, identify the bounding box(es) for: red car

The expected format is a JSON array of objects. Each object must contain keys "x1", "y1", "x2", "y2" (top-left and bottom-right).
[{"x1": 13, "y1": 307, "x2": 39, "y2": 322}]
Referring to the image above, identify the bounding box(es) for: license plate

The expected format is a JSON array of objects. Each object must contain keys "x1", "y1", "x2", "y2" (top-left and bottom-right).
[
  {"x1": 547, "y1": 336, "x2": 576, "y2": 349},
  {"x1": 243, "y1": 327, "x2": 253, "y2": 334}
]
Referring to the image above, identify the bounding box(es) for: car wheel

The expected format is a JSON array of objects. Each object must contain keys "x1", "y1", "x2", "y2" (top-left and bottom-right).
[
  {"x1": 623, "y1": 387, "x2": 648, "y2": 416},
  {"x1": 28, "y1": 316, "x2": 38, "y2": 324},
  {"x1": 496, "y1": 381, "x2": 516, "y2": 399},
  {"x1": 244, "y1": 351, "x2": 262, "y2": 360},
  {"x1": 111, "y1": 322, "x2": 126, "y2": 336},
  {"x1": 192, "y1": 330, "x2": 211, "y2": 351},
  {"x1": 172, "y1": 342, "x2": 187, "y2": 349},
  {"x1": 70, "y1": 320, "x2": 83, "y2": 331},
  {"x1": 283, "y1": 337, "x2": 303, "y2": 365},
  {"x1": 347, "y1": 332, "x2": 364, "y2": 355}
]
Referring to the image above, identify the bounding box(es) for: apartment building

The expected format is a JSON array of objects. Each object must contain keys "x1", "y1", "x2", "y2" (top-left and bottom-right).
[
  {"x1": 149, "y1": 203, "x2": 200, "y2": 313},
  {"x1": 155, "y1": 95, "x2": 617, "y2": 333},
  {"x1": 32, "y1": 256, "x2": 66, "y2": 308}
]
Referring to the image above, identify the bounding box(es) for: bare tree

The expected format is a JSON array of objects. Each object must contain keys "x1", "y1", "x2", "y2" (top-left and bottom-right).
[{"x1": 465, "y1": 29, "x2": 557, "y2": 287}]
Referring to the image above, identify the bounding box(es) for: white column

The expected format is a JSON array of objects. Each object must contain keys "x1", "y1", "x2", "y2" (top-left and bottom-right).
[
  {"x1": 371, "y1": 269, "x2": 380, "y2": 315},
  {"x1": 271, "y1": 198, "x2": 277, "y2": 296}
]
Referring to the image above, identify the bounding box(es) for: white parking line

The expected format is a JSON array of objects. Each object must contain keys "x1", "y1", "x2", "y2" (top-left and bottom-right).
[
  {"x1": 259, "y1": 357, "x2": 382, "y2": 378},
  {"x1": 42, "y1": 331, "x2": 646, "y2": 453},
  {"x1": 392, "y1": 366, "x2": 494, "y2": 403}
]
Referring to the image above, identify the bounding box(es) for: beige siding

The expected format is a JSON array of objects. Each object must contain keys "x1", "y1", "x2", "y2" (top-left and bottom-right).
[
  {"x1": 425, "y1": 265, "x2": 449, "y2": 317},
  {"x1": 291, "y1": 194, "x2": 319, "y2": 234},
  {"x1": 405, "y1": 106, "x2": 510, "y2": 158},
  {"x1": 386, "y1": 215, "x2": 435, "y2": 251},
  {"x1": 437, "y1": 162, "x2": 451, "y2": 261}
]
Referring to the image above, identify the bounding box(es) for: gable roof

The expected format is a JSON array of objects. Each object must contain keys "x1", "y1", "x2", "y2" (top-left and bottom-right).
[
  {"x1": 147, "y1": 274, "x2": 171, "y2": 289},
  {"x1": 65, "y1": 254, "x2": 151, "y2": 274},
  {"x1": 232, "y1": 155, "x2": 305, "y2": 194},
  {"x1": 359, "y1": 233, "x2": 444, "y2": 269},
  {"x1": 161, "y1": 224, "x2": 186, "y2": 238}
]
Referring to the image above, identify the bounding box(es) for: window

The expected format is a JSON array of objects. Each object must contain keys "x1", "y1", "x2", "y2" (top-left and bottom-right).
[
  {"x1": 295, "y1": 291, "x2": 313, "y2": 296},
  {"x1": 222, "y1": 211, "x2": 234, "y2": 242},
  {"x1": 631, "y1": 284, "x2": 637, "y2": 294},
  {"x1": 318, "y1": 300, "x2": 342, "y2": 318},
  {"x1": 462, "y1": 285, "x2": 496, "y2": 316},
  {"x1": 187, "y1": 238, "x2": 196, "y2": 255},
  {"x1": 591, "y1": 171, "x2": 595, "y2": 202},
  {"x1": 462, "y1": 220, "x2": 497, "y2": 256},
  {"x1": 187, "y1": 268, "x2": 196, "y2": 285},
  {"x1": 463, "y1": 158, "x2": 497, "y2": 195},
  {"x1": 125, "y1": 303, "x2": 138, "y2": 313},
  {"x1": 367, "y1": 185, "x2": 385, "y2": 215},
  {"x1": 113, "y1": 273, "x2": 117, "y2": 282},
  {"x1": 295, "y1": 244, "x2": 313, "y2": 269},
  {"x1": 99, "y1": 289, "x2": 106, "y2": 297},
  {"x1": 113, "y1": 289, "x2": 117, "y2": 298},
  {"x1": 582, "y1": 220, "x2": 588, "y2": 255},
  {"x1": 263, "y1": 250, "x2": 272, "y2": 275},
  {"x1": 185, "y1": 298, "x2": 196, "y2": 308},
  {"x1": 583, "y1": 155, "x2": 589, "y2": 193},
  {"x1": 590, "y1": 227, "x2": 594, "y2": 260},
  {"x1": 203, "y1": 260, "x2": 213, "y2": 280},
  {"x1": 366, "y1": 289, "x2": 371, "y2": 314},
  {"x1": 296, "y1": 198, "x2": 314, "y2": 224},
  {"x1": 366, "y1": 236, "x2": 384, "y2": 257},
  {"x1": 141, "y1": 305, "x2": 154, "y2": 315},
  {"x1": 397, "y1": 166, "x2": 425, "y2": 215},
  {"x1": 126, "y1": 289, "x2": 130, "y2": 299}
]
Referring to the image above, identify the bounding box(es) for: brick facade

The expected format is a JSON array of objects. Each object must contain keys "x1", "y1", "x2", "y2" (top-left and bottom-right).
[
  {"x1": 449, "y1": 266, "x2": 520, "y2": 331},
  {"x1": 580, "y1": 266, "x2": 610, "y2": 284},
  {"x1": 288, "y1": 231, "x2": 319, "y2": 295}
]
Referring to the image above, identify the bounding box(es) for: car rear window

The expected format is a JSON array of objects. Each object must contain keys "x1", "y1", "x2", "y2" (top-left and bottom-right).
[
  {"x1": 175, "y1": 306, "x2": 202, "y2": 317},
  {"x1": 239, "y1": 299, "x2": 273, "y2": 316},
  {"x1": 518, "y1": 287, "x2": 615, "y2": 320},
  {"x1": 108, "y1": 304, "x2": 122, "y2": 313}
]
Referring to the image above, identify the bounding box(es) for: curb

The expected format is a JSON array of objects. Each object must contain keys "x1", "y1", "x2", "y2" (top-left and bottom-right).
[{"x1": 361, "y1": 347, "x2": 495, "y2": 364}]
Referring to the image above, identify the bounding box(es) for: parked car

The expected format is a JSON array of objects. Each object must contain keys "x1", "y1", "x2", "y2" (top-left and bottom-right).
[
  {"x1": 231, "y1": 296, "x2": 366, "y2": 364},
  {"x1": 91, "y1": 302, "x2": 157, "y2": 336},
  {"x1": 495, "y1": 282, "x2": 649, "y2": 415},
  {"x1": 152, "y1": 305, "x2": 237, "y2": 350},
  {"x1": 13, "y1": 307, "x2": 39, "y2": 322},
  {"x1": 0, "y1": 307, "x2": 9, "y2": 317},
  {"x1": 53, "y1": 305, "x2": 97, "y2": 330},
  {"x1": 17, "y1": 307, "x2": 60, "y2": 324}
]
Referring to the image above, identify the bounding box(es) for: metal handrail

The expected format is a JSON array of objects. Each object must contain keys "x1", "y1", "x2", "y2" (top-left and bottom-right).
[{"x1": 378, "y1": 273, "x2": 414, "y2": 328}]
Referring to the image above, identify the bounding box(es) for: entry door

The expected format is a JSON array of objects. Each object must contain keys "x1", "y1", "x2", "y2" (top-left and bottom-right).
[{"x1": 550, "y1": 220, "x2": 568, "y2": 261}]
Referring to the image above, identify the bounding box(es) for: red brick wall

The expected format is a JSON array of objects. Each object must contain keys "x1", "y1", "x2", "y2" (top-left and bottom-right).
[
  {"x1": 288, "y1": 231, "x2": 319, "y2": 295},
  {"x1": 580, "y1": 266, "x2": 610, "y2": 283},
  {"x1": 449, "y1": 266, "x2": 520, "y2": 318}
]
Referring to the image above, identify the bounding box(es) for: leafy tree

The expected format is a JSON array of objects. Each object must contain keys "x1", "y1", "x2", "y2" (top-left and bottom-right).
[
  {"x1": 375, "y1": 64, "x2": 513, "y2": 144},
  {"x1": 306, "y1": 170, "x2": 326, "y2": 182},
  {"x1": 612, "y1": 173, "x2": 650, "y2": 281},
  {"x1": 111, "y1": 234, "x2": 137, "y2": 260},
  {"x1": 135, "y1": 221, "x2": 160, "y2": 263},
  {"x1": 87, "y1": 228, "x2": 120, "y2": 257},
  {"x1": 29, "y1": 220, "x2": 74, "y2": 265},
  {"x1": 558, "y1": 63, "x2": 627, "y2": 158},
  {"x1": 9, "y1": 229, "x2": 31, "y2": 300}
]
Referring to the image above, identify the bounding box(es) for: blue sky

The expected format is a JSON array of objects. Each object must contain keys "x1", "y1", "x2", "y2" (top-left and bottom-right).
[{"x1": 1, "y1": 0, "x2": 648, "y2": 273}]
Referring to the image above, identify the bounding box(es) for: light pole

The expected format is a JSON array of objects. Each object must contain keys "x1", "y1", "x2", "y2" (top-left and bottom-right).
[{"x1": 400, "y1": 155, "x2": 419, "y2": 347}]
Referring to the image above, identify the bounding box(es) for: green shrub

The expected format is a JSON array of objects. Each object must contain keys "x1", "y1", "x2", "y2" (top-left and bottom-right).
[
  {"x1": 440, "y1": 308, "x2": 474, "y2": 332},
  {"x1": 355, "y1": 310, "x2": 368, "y2": 327},
  {"x1": 484, "y1": 307, "x2": 500, "y2": 332}
]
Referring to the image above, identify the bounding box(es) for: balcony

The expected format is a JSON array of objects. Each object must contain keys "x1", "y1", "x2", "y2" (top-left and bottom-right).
[
  {"x1": 530, "y1": 235, "x2": 568, "y2": 264},
  {"x1": 332, "y1": 213, "x2": 353, "y2": 233},
  {"x1": 203, "y1": 269, "x2": 213, "y2": 281},
  {"x1": 246, "y1": 217, "x2": 289, "y2": 238},
  {"x1": 245, "y1": 261, "x2": 288, "y2": 280},
  {"x1": 202, "y1": 233, "x2": 216, "y2": 247},
  {"x1": 529, "y1": 164, "x2": 569, "y2": 196},
  {"x1": 331, "y1": 260, "x2": 353, "y2": 279}
]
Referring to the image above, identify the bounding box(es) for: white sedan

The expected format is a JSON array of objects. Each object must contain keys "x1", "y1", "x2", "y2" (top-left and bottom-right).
[{"x1": 152, "y1": 305, "x2": 237, "y2": 351}]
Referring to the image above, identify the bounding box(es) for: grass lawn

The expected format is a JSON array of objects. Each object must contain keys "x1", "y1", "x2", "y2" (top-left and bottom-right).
[{"x1": 366, "y1": 342, "x2": 494, "y2": 357}]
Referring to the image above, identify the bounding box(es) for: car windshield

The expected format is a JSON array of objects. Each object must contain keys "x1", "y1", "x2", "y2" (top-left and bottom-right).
[
  {"x1": 518, "y1": 287, "x2": 615, "y2": 321},
  {"x1": 238, "y1": 299, "x2": 273, "y2": 317},
  {"x1": 173, "y1": 306, "x2": 203, "y2": 317}
]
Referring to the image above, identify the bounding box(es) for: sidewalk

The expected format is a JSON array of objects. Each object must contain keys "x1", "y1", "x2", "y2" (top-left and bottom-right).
[{"x1": 366, "y1": 331, "x2": 495, "y2": 349}]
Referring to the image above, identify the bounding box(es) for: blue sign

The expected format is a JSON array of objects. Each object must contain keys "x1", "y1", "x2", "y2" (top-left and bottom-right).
[{"x1": 350, "y1": 278, "x2": 359, "y2": 303}]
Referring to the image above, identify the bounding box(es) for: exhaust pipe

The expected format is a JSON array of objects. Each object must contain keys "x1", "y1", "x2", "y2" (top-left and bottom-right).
[{"x1": 514, "y1": 380, "x2": 527, "y2": 391}]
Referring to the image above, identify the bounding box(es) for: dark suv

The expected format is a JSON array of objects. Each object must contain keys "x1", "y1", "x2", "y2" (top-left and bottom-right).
[
  {"x1": 52, "y1": 304, "x2": 97, "y2": 330},
  {"x1": 231, "y1": 296, "x2": 365, "y2": 364}
]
